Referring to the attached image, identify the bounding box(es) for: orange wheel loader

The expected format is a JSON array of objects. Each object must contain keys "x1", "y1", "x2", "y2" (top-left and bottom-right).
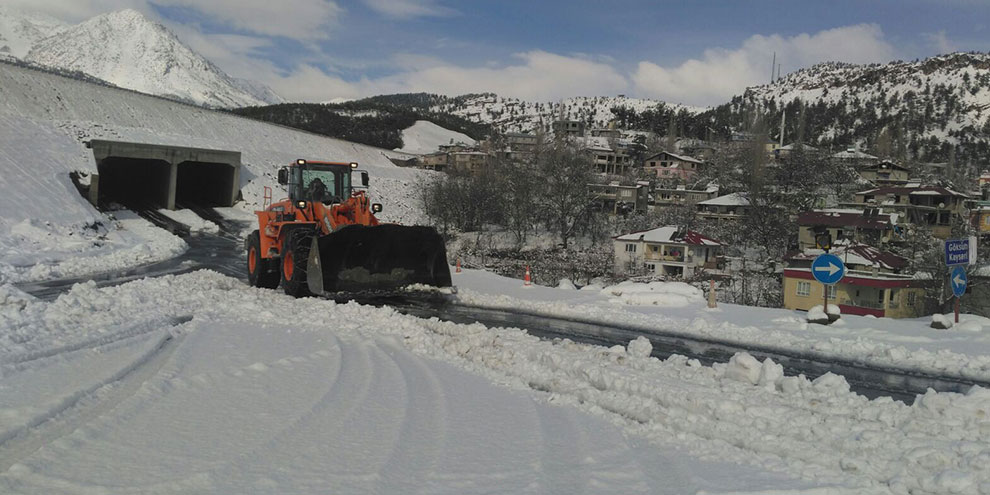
[{"x1": 246, "y1": 159, "x2": 452, "y2": 297}]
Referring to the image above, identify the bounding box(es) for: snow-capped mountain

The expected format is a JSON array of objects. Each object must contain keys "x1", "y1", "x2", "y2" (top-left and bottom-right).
[
  {"x1": 0, "y1": 5, "x2": 67, "y2": 58},
  {"x1": 2, "y1": 8, "x2": 282, "y2": 108},
  {"x1": 431, "y1": 94, "x2": 705, "y2": 134}
]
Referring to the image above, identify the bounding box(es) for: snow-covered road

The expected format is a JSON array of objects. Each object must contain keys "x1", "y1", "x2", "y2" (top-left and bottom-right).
[
  {"x1": 3, "y1": 271, "x2": 990, "y2": 493},
  {"x1": 0, "y1": 272, "x2": 828, "y2": 494}
]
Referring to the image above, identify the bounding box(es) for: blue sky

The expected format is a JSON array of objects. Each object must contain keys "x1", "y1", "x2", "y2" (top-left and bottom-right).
[{"x1": 17, "y1": 0, "x2": 990, "y2": 104}]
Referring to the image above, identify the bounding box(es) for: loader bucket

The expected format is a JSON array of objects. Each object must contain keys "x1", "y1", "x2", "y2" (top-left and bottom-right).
[{"x1": 307, "y1": 224, "x2": 452, "y2": 295}]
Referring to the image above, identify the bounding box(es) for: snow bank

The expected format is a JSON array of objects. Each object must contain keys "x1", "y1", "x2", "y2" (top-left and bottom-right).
[
  {"x1": 157, "y1": 208, "x2": 219, "y2": 234},
  {"x1": 451, "y1": 268, "x2": 990, "y2": 385},
  {"x1": 601, "y1": 281, "x2": 703, "y2": 307}
]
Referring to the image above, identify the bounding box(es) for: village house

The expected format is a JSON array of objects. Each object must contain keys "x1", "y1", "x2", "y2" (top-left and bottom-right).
[
  {"x1": 652, "y1": 184, "x2": 719, "y2": 208},
  {"x1": 831, "y1": 148, "x2": 879, "y2": 167},
  {"x1": 643, "y1": 151, "x2": 704, "y2": 181},
  {"x1": 782, "y1": 243, "x2": 932, "y2": 318},
  {"x1": 696, "y1": 192, "x2": 751, "y2": 221},
  {"x1": 796, "y1": 209, "x2": 896, "y2": 250},
  {"x1": 552, "y1": 120, "x2": 585, "y2": 137},
  {"x1": 846, "y1": 183, "x2": 970, "y2": 239},
  {"x1": 417, "y1": 152, "x2": 449, "y2": 172},
  {"x1": 858, "y1": 160, "x2": 911, "y2": 185},
  {"x1": 613, "y1": 226, "x2": 723, "y2": 278},
  {"x1": 449, "y1": 151, "x2": 490, "y2": 175},
  {"x1": 503, "y1": 132, "x2": 541, "y2": 159},
  {"x1": 590, "y1": 181, "x2": 650, "y2": 215},
  {"x1": 771, "y1": 143, "x2": 819, "y2": 161}
]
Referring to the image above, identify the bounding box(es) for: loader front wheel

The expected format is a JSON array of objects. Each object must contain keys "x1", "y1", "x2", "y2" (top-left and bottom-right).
[
  {"x1": 247, "y1": 230, "x2": 280, "y2": 289},
  {"x1": 281, "y1": 228, "x2": 314, "y2": 297}
]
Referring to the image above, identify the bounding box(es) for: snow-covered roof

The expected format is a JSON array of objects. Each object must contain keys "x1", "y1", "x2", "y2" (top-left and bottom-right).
[
  {"x1": 856, "y1": 185, "x2": 969, "y2": 198},
  {"x1": 698, "y1": 192, "x2": 750, "y2": 206},
  {"x1": 645, "y1": 151, "x2": 703, "y2": 164},
  {"x1": 615, "y1": 226, "x2": 721, "y2": 246},
  {"x1": 797, "y1": 210, "x2": 893, "y2": 230},
  {"x1": 789, "y1": 243, "x2": 907, "y2": 271},
  {"x1": 832, "y1": 149, "x2": 877, "y2": 160}
]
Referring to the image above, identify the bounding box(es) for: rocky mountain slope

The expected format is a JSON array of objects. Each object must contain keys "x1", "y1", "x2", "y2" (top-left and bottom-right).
[{"x1": 0, "y1": 7, "x2": 281, "y2": 108}]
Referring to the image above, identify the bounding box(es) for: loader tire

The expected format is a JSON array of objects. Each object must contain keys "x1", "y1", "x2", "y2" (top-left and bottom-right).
[
  {"x1": 281, "y1": 228, "x2": 314, "y2": 298},
  {"x1": 247, "y1": 230, "x2": 280, "y2": 289}
]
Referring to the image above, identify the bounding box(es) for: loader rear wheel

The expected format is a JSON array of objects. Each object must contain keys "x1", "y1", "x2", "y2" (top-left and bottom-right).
[
  {"x1": 281, "y1": 228, "x2": 314, "y2": 297},
  {"x1": 247, "y1": 230, "x2": 279, "y2": 289}
]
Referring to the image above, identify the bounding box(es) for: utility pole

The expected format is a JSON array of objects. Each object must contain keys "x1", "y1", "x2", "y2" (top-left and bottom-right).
[{"x1": 771, "y1": 52, "x2": 776, "y2": 84}]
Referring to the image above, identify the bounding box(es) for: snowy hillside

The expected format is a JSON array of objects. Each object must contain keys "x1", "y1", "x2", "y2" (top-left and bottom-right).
[
  {"x1": 432, "y1": 94, "x2": 705, "y2": 133},
  {"x1": 732, "y1": 52, "x2": 990, "y2": 162},
  {"x1": 1, "y1": 8, "x2": 282, "y2": 108},
  {"x1": 396, "y1": 120, "x2": 477, "y2": 154},
  {"x1": 0, "y1": 60, "x2": 425, "y2": 283}
]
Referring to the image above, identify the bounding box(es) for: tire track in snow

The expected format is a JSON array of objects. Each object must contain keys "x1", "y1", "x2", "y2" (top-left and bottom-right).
[
  {"x1": 1, "y1": 315, "x2": 193, "y2": 368},
  {"x1": 374, "y1": 340, "x2": 448, "y2": 493},
  {"x1": 0, "y1": 330, "x2": 184, "y2": 474},
  {"x1": 532, "y1": 402, "x2": 593, "y2": 494}
]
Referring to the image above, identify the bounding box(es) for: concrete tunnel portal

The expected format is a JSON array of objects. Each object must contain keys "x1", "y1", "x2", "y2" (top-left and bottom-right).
[{"x1": 86, "y1": 140, "x2": 242, "y2": 210}]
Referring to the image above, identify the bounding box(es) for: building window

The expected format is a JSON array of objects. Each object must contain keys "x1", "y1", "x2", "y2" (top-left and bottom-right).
[
  {"x1": 907, "y1": 292, "x2": 917, "y2": 306},
  {"x1": 796, "y1": 281, "x2": 811, "y2": 296},
  {"x1": 625, "y1": 243, "x2": 637, "y2": 253},
  {"x1": 645, "y1": 263, "x2": 655, "y2": 271},
  {"x1": 827, "y1": 285, "x2": 837, "y2": 300}
]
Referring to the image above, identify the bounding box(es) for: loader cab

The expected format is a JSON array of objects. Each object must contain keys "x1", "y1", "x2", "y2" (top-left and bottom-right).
[{"x1": 279, "y1": 160, "x2": 358, "y2": 204}]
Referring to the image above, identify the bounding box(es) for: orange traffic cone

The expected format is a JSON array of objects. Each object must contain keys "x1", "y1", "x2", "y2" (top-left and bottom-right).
[
  {"x1": 455, "y1": 258, "x2": 462, "y2": 273},
  {"x1": 524, "y1": 265, "x2": 532, "y2": 287}
]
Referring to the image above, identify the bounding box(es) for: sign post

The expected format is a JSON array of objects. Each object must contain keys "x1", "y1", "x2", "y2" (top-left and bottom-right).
[
  {"x1": 950, "y1": 265, "x2": 968, "y2": 324},
  {"x1": 812, "y1": 253, "x2": 846, "y2": 317},
  {"x1": 946, "y1": 240, "x2": 970, "y2": 324}
]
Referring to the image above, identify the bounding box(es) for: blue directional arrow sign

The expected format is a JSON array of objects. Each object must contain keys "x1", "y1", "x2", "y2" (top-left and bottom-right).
[
  {"x1": 950, "y1": 265, "x2": 968, "y2": 298},
  {"x1": 811, "y1": 253, "x2": 846, "y2": 285}
]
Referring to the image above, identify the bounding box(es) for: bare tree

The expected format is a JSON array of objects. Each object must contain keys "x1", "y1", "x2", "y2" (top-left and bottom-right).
[{"x1": 534, "y1": 139, "x2": 596, "y2": 249}]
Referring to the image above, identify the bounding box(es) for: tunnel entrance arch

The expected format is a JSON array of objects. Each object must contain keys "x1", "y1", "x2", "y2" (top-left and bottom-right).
[
  {"x1": 85, "y1": 140, "x2": 241, "y2": 210},
  {"x1": 176, "y1": 161, "x2": 238, "y2": 207},
  {"x1": 97, "y1": 157, "x2": 173, "y2": 209}
]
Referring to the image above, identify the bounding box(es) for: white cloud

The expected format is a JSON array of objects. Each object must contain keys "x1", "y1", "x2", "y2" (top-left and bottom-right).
[
  {"x1": 924, "y1": 30, "x2": 958, "y2": 54},
  {"x1": 261, "y1": 51, "x2": 630, "y2": 102},
  {"x1": 361, "y1": 0, "x2": 456, "y2": 19},
  {"x1": 632, "y1": 24, "x2": 896, "y2": 106},
  {"x1": 152, "y1": 0, "x2": 342, "y2": 40}
]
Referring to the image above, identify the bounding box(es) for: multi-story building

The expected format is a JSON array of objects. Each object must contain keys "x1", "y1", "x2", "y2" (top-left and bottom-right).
[
  {"x1": 847, "y1": 184, "x2": 970, "y2": 239},
  {"x1": 590, "y1": 181, "x2": 650, "y2": 214},
  {"x1": 796, "y1": 209, "x2": 896, "y2": 250},
  {"x1": 449, "y1": 151, "x2": 490, "y2": 175},
  {"x1": 417, "y1": 152, "x2": 449, "y2": 172},
  {"x1": 643, "y1": 151, "x2": 704, "y2": 181},
  {"x1": 652, "y1": 185, "x2": 719, "y2": 208},
  {"x1": 552, "y1": 120, "x2": 585, "y2": 137},
  {"x1": 613, "y1": 226, "x2": 723, "y2": 278},
  {"x1": 858, "y1": 160, "x2": 910, "y2": 185},
  {"x1": 782, "y1": 243, "x2": 932, "y2": 318},
  {"x1": 584, "y1": 139, "x2": 635, "y2": 175}
]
